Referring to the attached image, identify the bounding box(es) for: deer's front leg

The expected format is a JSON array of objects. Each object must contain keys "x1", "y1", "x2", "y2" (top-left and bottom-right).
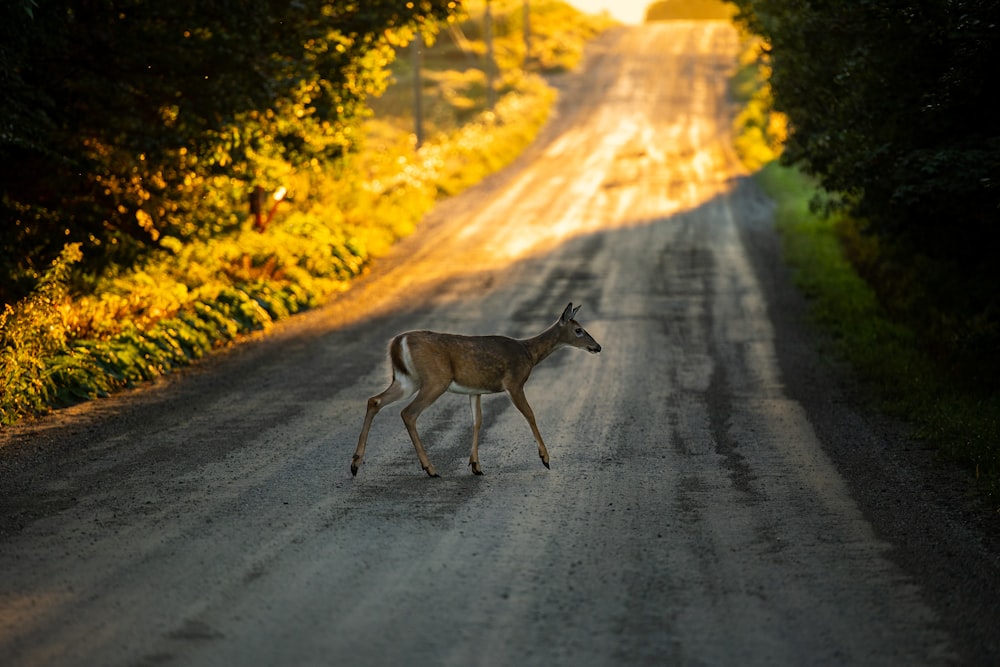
[
  {"x1": 506, "y1": 385, "x2": 550, "y2": 469},
  {"x1": 469, "y1": 394, "x2": 483, "y2": 475}
]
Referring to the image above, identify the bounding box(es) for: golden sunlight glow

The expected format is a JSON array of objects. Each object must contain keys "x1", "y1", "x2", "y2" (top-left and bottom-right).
[{"x1": 565, "y1": 0, "x2": 651, "y2": 24}]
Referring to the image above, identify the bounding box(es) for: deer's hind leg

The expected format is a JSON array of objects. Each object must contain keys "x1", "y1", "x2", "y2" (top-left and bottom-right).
[
  {"x1": 352, "y1": 377, "x2": 410, "y2": 476},
  {"x1": 468, "y1": 394, "x2": 484, "y2": 475},
  {"x1": 401, "y1": 382, "x2": 449, "y2": 478},
  {"x1": 506, "y1": 384, "x2": 550, "y2": 469}
]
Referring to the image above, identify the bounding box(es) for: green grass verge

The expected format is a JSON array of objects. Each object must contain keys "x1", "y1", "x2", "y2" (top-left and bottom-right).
[{"x1": 747, "y1": 95, "x2": 1000, "y2": 502}]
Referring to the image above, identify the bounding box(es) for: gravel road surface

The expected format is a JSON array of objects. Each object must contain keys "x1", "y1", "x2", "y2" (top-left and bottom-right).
[{"x1": 2, "y1": 22, "x2": 998, "y2": 667}]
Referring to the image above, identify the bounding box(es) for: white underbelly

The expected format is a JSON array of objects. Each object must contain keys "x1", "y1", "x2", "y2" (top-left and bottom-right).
[{"x1": 448, "y1": 381, "x2": 490, "y2": 395}]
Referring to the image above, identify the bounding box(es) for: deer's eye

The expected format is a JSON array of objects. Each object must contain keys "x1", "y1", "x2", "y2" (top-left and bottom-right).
[{"x1": 574, "y1": 327, "x2": 584, "y2": 337}]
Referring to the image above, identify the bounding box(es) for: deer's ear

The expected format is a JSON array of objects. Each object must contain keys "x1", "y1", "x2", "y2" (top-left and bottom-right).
[{"x1": 561, "y1": 302, "x2": 580, "y2": 323}]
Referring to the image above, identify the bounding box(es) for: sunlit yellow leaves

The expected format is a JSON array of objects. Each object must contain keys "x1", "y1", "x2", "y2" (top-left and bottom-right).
[
  {"x1": 135, "y1": 209, "x2": 159, "y2": 241},
  {"x1": 186, "y1": 26, "x2": 212, "y2": 40},
  {"x1": 1, "y1": 0, "x2": 596, "y2": 424},
  {"x1": 159, "y1": 236, "x2": 183, "y2": 253},
  {"x1": 384, "y1": 26, "x2": 416, "y2": 48},
  {"x1": 65, "y1": 275, "x2": 190, "y2": 340},
  {"x1": 160, "y1": 104, "x2": 180, "y2": 126},
  {"x1": 0, "y1": 244, "x2": 82, "y2": 419},
  {"x1": 732, "y1": 39, "x2": 787, "y2": 172}
]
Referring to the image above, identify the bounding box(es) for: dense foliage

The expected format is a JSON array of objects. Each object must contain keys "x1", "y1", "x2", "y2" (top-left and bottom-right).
[
  {"x1": 729, "y1": 1, "x2": 1000, "y2": 254},
  {"x1": 728, "y1": 13, "x2": 1000, "y2": 491},
  {"x1": 0, "y1": 0, "x2": 610, "y2": 424},
  {"x1": 0, "y1": 1, "x2": 457, "y2": 303},
  {"x1": 729, "y1": 0, "x2": 1000, "y2": 379}
]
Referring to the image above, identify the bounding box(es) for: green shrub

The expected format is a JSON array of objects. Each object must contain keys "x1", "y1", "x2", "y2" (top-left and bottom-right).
[
  {"x1": 0, "y1": 35, "x2": 563, "y2": 425},
  {"x1": 0, "y1": 244, "x2": 82, "y2": 422}
]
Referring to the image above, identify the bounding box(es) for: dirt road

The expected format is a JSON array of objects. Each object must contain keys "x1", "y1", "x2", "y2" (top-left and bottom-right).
[{"x1": 2, "y1": 22, "x2": 998, "y2": 666}]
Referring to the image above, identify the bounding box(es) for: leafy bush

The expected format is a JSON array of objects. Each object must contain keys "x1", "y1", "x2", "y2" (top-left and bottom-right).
[
  {"x1": 0, "y1": 244, "x2": 82, "y2": 421},
  {"x1": 0, "y1": 17, "x2": 570, "y2": 424},
  {"x1": 0, "y1": 2, "x2": 458, "y2": 305},
  {"x1": 730, "y1": 0, "x2": 1000, "y2": 362}
]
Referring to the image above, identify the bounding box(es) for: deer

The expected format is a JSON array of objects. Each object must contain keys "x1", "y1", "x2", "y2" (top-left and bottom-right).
[{"x1": 351, "y1": 303, "x2": 602, "y2": 477}]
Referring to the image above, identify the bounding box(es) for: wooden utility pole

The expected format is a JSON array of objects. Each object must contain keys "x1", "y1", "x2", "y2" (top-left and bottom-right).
[
  {"x1": 412, "y1": 32, "x2": 424, "y2": 148},
  {"x1": 523, "y1": 0, "x2": 531, "y2": 66},
  {"x1": 484, "y1": 0, "x2": 496, "y2": 108}
]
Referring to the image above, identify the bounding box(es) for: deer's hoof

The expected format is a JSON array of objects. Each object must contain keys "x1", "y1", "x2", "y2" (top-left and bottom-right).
[
  {"x1": 541, "y1": 457, "x2": 550, "y2": 470},
  {"x1": 423, "y1": 465, "x2": 440, "y2": 478},
  {"x1": 351, "y1": 456, "x2": 361, "y2": 477}
]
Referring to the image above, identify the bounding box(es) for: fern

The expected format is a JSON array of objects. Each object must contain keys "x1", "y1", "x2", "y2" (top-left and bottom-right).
[{"x1": 0, "y1": 243, "x2": 83, "y2": 423}]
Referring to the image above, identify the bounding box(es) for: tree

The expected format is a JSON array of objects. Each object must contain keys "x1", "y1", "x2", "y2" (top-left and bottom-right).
[
  {"x1": 0, "y1": 0, "x2": 457, "y2": 303},
  {"x1": 729, "y1": 0, "x2": 1000, "y2": 356},
  {"x1": 729, "y1": 0, "x2": 1000, "y2": 264}
]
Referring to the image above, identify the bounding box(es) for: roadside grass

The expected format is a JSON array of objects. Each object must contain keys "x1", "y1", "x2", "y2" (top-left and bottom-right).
[
  {"x1": 734, "y1": 42, "x2": 1000, "y2": 501},
  {"x1": 0, "y1": 3, "x2": 613, "y2": 426}
]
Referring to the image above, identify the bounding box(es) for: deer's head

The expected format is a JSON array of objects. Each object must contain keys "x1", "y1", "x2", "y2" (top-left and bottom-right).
[{"x1": 559, "y1": 303, "x2": 601, "y2": 354}]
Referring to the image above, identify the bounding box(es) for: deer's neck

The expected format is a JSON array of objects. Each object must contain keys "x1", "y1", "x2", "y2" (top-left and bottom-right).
[{"x1": 520, "y1": 323, "x2": 564, "y2": 367}]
